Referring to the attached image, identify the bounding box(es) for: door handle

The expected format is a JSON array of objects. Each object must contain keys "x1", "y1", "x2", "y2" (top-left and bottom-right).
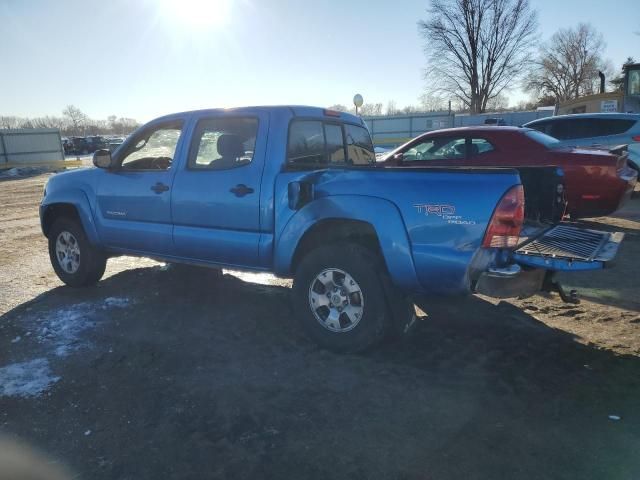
[
  {"x1": 230, "y1": 184, "x2": 254, "y2": 197},
  {"x1": 151, "y1": 182, "x2": 170, "y2": 194}
]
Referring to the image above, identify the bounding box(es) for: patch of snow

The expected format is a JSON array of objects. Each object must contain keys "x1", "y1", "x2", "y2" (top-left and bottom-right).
[
  {"x1": 84, "y1": 430, "x2": 92, "y2": 436},
  {"x1": 11, "y1": 336, "x2": 21, "y2": 344},
  {"x1": 0, "y1": 358, "x2": 60, "y2": 398},
  {"x1": 226, "y1": 270, "x2": 279, "y2": 286},
  {"x1": 102, "y1": 297, "x2": 130, "y2": 308},
  {"x1": 34, "y1": 297, "x2": 131, "y2": 357}
]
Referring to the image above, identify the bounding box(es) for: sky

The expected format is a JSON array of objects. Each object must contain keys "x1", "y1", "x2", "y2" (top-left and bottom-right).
[{"x1": 0, "y1": 0, "x2": 637, "y2": 122}]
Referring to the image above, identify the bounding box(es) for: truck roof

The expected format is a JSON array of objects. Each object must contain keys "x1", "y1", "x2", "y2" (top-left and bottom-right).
[{"x1": 152, "y1": 105, "x2": 364, "y2": 125}]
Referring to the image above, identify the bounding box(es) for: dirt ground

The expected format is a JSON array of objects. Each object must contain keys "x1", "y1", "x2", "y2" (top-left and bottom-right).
[{"x1": 1, "y1": 173, "x2": 639, "y2": 480}]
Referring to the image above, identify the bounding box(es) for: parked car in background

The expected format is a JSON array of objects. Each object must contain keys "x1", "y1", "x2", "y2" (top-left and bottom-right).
[
  {"x1": 381, "y1": 126, "x2": 637, "y2": 218},
  {"x1": 107, "y1": 137, "x2": 125, "y2": 152},
  {"x1": 70, "y1": 136, "x2": 107, "y2": 154},
  {"x1": 524, "y1": 113, "x2": 640, "y2": 174},
  {"x1": 484, "y1": 117, "x2": 506, "y2": 126},
  {"x1": 61, "y1": 137, "x2": 73, "y2": 154}
]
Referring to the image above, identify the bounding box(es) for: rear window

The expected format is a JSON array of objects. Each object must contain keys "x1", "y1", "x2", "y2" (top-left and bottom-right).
[
  {"x1": 287, "y1": 120, "x2": 375, "y2": 168},
  {"x1": 345, "y1": 124, "x2": 375, "y2": 165},
  {"x1": 524, "y1": 130, "x2": 560, "y2": 148}
]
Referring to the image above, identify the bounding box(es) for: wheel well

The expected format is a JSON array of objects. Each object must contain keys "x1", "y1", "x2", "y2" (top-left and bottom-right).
[
  {"x1": 42, "y1": 203, "x2": 81, "y2": 237},
  {"x1": 291, "y1": 219, "x2": 385, "y2": 273}
]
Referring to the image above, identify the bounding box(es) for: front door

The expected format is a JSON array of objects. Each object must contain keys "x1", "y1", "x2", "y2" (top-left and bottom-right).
[
  {"x1": 171, "y1": 112, "x2": 268, "y2": 267},
  {"x1": 95, "y1": 119, "x2": 185, "y2": 254}
]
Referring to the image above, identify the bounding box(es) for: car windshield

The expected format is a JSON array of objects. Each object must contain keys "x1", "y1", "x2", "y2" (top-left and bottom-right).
[{"x1": 524, "y1": 129, "x2": 560, "y2": 148}]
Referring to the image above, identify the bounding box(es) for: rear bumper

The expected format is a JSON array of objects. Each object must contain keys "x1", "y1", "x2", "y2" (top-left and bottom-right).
[{"x1": 474, "y1": 265, "x2": 545, "y2": 299}]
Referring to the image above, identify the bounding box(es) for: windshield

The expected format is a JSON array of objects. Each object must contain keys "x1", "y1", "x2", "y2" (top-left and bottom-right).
[{"x1": 524, "y1": 129, "x2": 560, "y2": 148}]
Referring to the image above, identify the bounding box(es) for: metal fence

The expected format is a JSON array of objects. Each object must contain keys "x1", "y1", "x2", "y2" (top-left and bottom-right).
[
  {"x1": 0, "y1": 128, "x2": 65, "y2": 169},
  {"x1": 363, "y1": 110, "x2": 554, "y2": 148}
]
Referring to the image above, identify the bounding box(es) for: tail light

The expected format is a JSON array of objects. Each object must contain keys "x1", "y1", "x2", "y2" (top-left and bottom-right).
[
  {"x1": 632, "y1": 135, "x2": 640, "y2": 142},
  {"x1": 482, "y1": 185, "x2": 525, "y2": 248}
]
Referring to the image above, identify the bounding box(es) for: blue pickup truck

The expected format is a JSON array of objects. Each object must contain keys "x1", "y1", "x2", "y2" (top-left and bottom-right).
[{"x1": 40, "y1": 106, "x2": 624, "y2": 352}]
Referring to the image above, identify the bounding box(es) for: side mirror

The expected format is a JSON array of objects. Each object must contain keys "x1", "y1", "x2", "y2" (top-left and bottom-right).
[
  {"x1": 392, "y1": 153, "x2": 404, "y2": 166},
  {"x1": 93, "y1": 149, "x2": 114, "y2": 169}
]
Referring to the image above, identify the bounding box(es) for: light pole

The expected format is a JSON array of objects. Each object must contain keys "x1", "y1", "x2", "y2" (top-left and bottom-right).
[{"x1": 353, "y1": 94, "x2": 363, "y2": 116}]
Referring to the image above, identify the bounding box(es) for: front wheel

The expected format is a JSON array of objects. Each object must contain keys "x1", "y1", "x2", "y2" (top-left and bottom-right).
[
  {"x1": 48, "y1": 218, "x2": 106, "y2": 287},
  {"x1": 293, "y1": 243, "x2": 393, "y2": 353}
]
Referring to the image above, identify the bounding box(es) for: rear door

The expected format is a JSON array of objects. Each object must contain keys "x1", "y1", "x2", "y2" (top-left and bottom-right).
[{"x1": 171, "y1": 111, "x2": 269, "y2": 267}]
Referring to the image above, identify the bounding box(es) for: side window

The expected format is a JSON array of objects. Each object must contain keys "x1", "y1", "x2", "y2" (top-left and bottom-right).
[
  {"x1": 469, "y1": 138, "x2": 494, "y2": 156},
  {"x1": 528, "y1": 121, "x2": 552, "y2": 135},
  {"x1": 592, "y1": 119, "x2": 636, "y2": 136},
  {"x1": 549, "y1": 120, "x2": 570, "y2": 140},
  {"x1": 325, "y1": 123, "x2": 346, "y2": 164},
  {"x1": 288, "y1": 121, "x2": 325, "y2": 166},
  {"x1": 189, "y1": 117, "x2": 258, "y2": 170},
  {"x1": 403, "y1": 137, "x2": 466, "y2": 161},
  {"x1": 120, "y1": 122, "x2": 183, "y2": 171},
  {"x1": 345, "y1": 124, "x2": 375, "y2": 165}
]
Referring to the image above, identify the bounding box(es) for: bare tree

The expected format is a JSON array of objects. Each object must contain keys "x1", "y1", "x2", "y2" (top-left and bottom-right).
[
  {"x1": 0, "y1": 116, "x2": 22, "y2": 129},
  {"x1": 527, "y1": 23, "x2": 608, "y2": 102},
  {"x1": 419, "y1": 0, "x2": 538, "y2": 113},
  {"x1": 418, "y1": 93, "x2": 446, "y2": 111},
  {"x1": 62, "y1": 105, "x2": 88, "y2": 136},
  {"x1": 359, "y1": 103, "x2": 383, "y2": 116},
  {"x1": 385, "y1": 100, "x2": 399, "y2": 115}
]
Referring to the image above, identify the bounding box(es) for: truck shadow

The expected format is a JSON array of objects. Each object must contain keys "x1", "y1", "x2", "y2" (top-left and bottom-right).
[{"x1": 2, "y1": 264, "x2": 639, "y2": 479}]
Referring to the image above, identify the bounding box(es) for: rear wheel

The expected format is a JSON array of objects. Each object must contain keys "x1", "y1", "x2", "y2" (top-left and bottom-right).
[
  {"x1": 48, "y1": 218, "x2": 106, "y2": 287},
  {"x1": 293, "y1": 243, "x2": 393, "y2": 353}
]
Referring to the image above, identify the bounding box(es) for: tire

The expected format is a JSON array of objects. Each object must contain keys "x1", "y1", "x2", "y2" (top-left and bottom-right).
[
  {"x1": 292, "y1": 243, "x2": 392, "y2": 353},
  {"x1": 48, "y1": 218, "x2": 106, "y2": 287}
]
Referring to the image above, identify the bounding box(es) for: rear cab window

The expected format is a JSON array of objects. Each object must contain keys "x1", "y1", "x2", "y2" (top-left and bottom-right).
[{"x1": 287, "y1": 120, "x2": 375, "y2": 168}]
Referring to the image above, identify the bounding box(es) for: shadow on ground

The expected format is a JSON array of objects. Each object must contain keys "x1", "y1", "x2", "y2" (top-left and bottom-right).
[{"x1": 1, "y1": 264, "x2": 639, "y2": 480}]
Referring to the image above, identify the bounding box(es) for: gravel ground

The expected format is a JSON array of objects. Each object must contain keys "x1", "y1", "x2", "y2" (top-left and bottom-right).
[{"x1": 1, "y1": 173, "x2": 639, "y2": 479}]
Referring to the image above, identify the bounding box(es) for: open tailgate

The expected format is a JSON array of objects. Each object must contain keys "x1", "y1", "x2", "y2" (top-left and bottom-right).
[{"x1": 512, "y1": 224, "x2": 624, "y2": 271}]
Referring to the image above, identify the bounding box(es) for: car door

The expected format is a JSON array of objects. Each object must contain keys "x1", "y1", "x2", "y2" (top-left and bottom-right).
[
  {"x1": 171, "y1": 111, "x2": 269, "y2": 268},
  {"x1": 95, "y1": 119, "x2": 185, "y2": 254}
]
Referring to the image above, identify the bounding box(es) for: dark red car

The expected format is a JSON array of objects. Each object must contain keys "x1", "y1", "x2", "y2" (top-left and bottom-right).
[{"x1": 381, "y1": 126, "x2": 637, "y2": 218}]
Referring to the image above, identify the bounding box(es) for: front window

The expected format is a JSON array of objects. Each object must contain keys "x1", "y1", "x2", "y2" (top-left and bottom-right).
[
  {"x1": 469, "y1": 138, "x2": 495, "y2": 156},
  {"x1": 120, "y1": 122, "x2": 183, "y2": 171}
]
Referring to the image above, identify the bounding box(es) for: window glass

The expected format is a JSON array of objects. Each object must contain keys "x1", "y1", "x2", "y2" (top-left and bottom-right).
[
  {"x1": 469, "y1": 138, "x2": 494, "y2": 156},
  {"x1": 549, "y1": 120, "x2": 571, "y2": 139},
  {"x1": 120, "y1": 123, "x2": 183, "y2": 170},
  {"x1": 288, "y1": 121, "x2": 325, "y2": 166},
  {"x1": 345, "y1": 124, "x2": 375, "y2": 165},
  {"x1": 628, "y1": 70, "x2": 640, "y2": 96},
  {"x1": 528, "y1": 120, "x2": 552, "y2": 135},
  {"x1": 325, "y1": 123, "x2": 346, "y2": 164},
  {"x1": 190, "y1": 117, "x2": 258, "y2": 170},
  {"x1": 403, "y1": 137, "x2": 466, "y2": 161},
  {"x1": 591, "y1": 118, "x2": 635, "y2": 136},
  {"x1": 524, "y1": 130, "x2": 560, "y2": 148}
]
